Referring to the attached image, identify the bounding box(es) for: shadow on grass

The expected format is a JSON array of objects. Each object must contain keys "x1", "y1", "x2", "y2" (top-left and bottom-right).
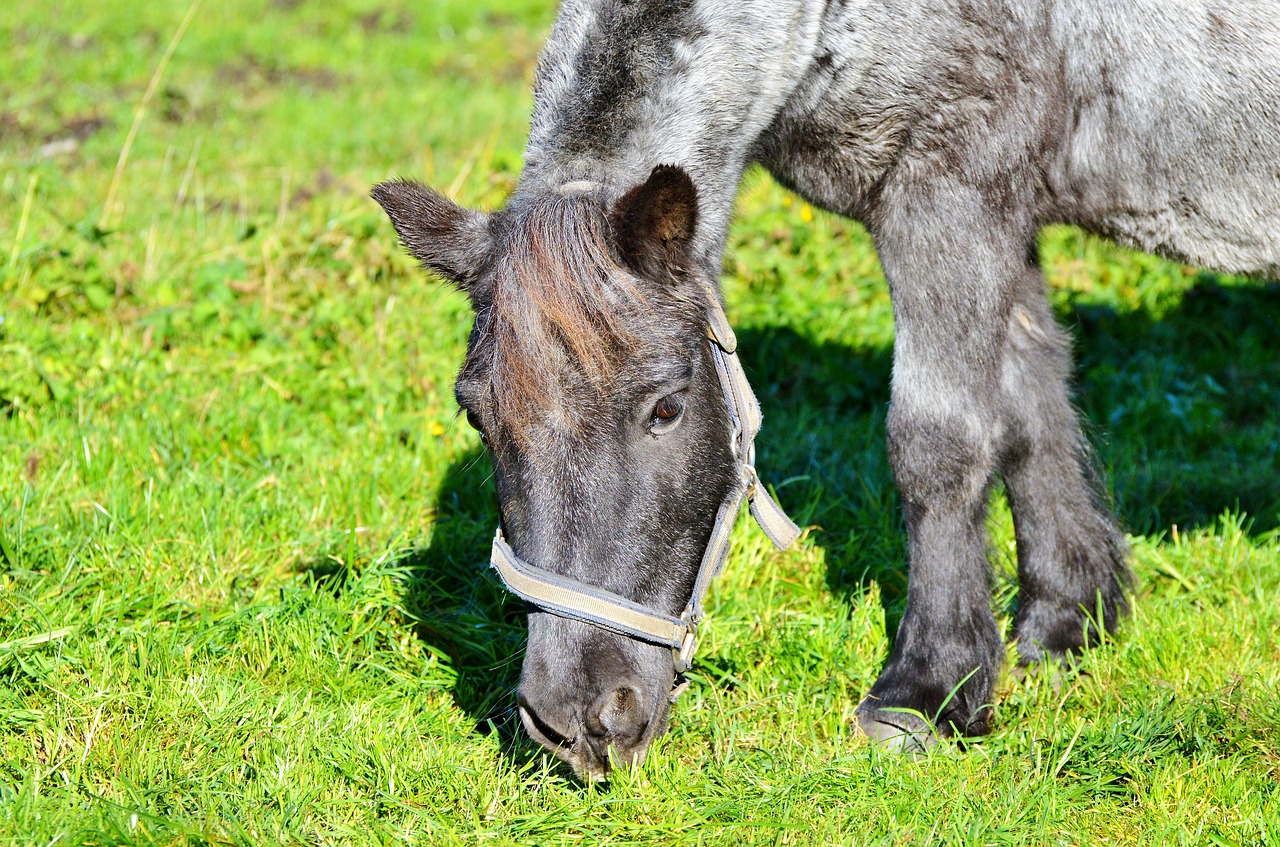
[
  {"x1": 398, "y1": 273, "x2": 1280, "y2": 748},
  {"x1": 1070, "y1": 276, "x2": 1280, "y2": 534},
  {"x1": 734, "y1": 325, "x2": 905, "y2": 629},
  {"x1": 739, "y1": 275, "x2": 1280, "y2": 615},
  {"x1": 393, "y1": 449, "x2": 544, "y2": 767}
]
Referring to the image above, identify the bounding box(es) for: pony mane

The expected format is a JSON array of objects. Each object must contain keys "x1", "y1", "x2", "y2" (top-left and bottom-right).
[{"x1": 481, "y1": 195, "x2": 653, "y2": 437}]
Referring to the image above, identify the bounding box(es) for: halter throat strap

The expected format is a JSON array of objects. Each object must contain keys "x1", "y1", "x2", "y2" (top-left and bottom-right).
[{"x1": 488, "y1": 301, "x2": 801, "y2": 692}]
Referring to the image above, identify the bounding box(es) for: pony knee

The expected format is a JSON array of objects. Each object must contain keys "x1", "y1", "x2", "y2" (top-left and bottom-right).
[{"x1": 886, "y1": 406, "x2": 997, "y2": 515}]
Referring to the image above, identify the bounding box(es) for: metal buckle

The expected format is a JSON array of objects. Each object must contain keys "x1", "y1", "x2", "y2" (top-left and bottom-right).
[{"x1": 673, "y1": 623, "x2": 698, "y2": 674}]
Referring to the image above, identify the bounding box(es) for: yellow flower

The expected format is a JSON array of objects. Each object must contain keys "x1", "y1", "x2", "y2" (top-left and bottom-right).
[{"x1": 430, "y1": 421, "x2": 446, "y2": 437}]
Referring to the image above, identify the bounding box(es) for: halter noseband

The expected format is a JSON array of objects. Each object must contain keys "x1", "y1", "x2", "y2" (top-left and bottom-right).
[{"x1": 488, "y1": 298, "x2": 801, "y2": 698}]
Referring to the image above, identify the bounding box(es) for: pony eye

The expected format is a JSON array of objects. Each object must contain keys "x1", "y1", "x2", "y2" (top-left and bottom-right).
[
  {"x1": 650, "y1": 396, "x2": 684, "y2": 429},
  {"x1": 464, "y1": 408, "x2": 488, "y2": 444}
]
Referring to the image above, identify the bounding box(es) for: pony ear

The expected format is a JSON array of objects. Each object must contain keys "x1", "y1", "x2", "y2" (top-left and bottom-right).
[
  {"x1": 610, "y1": 165, "x2": 698, "y2": 272},
  {"x1": 371, "y1": 179, "x2": 492, "y2": 290}
]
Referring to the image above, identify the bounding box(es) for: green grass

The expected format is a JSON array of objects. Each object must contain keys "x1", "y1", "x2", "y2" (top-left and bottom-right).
[{"x1": 3, "y1": 1, "x2": 1279, "y2": 843}]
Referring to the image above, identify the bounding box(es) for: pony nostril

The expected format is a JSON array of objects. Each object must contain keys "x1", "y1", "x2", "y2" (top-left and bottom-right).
[
  {"x1": 518, "y1": 695, "x2": 576, "y2": 750},
  {"x1": 586, "y1": 684, "x2": 649, "y2": 742}
]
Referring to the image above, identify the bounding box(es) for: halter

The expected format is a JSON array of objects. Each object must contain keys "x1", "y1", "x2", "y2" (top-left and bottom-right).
[{"x1": 488, "y1": 296, "x2": 801, "y2": 698}]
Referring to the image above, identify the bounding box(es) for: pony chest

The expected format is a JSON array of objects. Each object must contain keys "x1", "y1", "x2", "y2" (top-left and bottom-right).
[{"x1": 753, "y1": 83, "x2": 914, "y2": 220}]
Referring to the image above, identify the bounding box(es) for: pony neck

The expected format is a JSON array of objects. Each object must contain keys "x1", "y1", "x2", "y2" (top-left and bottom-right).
[{"x1": 514, "y1": 0, "x2": 827, "y2": 273}]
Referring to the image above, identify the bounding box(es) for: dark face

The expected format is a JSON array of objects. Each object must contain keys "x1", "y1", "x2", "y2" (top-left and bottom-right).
[
  {"x1": 373, "y1": 167, "x2": 738, "y2": 778},
  {"x1": 459, "y1": 314, "x2": 734, "y2": 778}
]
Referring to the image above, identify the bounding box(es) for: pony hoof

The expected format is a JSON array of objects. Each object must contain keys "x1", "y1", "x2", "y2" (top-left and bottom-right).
[{"x1": 855, "y1": 705, "x2": 938, "y2": 756}]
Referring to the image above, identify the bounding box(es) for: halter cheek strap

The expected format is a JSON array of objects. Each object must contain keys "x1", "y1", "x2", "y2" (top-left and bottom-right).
[{"x1": 488, "y1": 301, "x2": 802, "y2": 696}]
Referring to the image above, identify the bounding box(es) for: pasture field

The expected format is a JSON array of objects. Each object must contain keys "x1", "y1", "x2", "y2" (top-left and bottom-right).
[{"x1": 2, "y1": 1, "x2": 1279, "y2": 843}]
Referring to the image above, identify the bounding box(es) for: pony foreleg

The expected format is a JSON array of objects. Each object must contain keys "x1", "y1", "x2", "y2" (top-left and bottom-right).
[{"x1": 855, "y1": 181, "x2": 1019, "y2": 749}]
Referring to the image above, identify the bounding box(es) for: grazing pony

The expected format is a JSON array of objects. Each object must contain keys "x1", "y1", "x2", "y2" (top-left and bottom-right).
[{"x1": 374, "y1": 0, "x2": 1280, "y2": 779}]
